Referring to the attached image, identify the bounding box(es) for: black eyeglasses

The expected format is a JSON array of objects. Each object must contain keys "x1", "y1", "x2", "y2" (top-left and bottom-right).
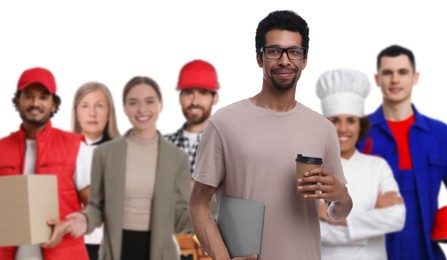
[{"x1": 260, "y1": 46, "x2": 306, "y2": 60}]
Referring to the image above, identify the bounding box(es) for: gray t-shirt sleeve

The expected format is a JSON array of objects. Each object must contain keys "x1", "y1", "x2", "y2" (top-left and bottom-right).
[{"x1": 323, "y1": 122, "x2": 347, "y2": 184}]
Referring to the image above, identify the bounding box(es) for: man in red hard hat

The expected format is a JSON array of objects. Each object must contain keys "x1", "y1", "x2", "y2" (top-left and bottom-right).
[
  {"x1": 432, "y1": 206, "x2": 447, "y2": 242},
  {"x1": 165, "y1": 60, "x2": 220, "y2": 260},
  {"x1": 164, "y1": 59, "x2": 220, "y2": 176}
]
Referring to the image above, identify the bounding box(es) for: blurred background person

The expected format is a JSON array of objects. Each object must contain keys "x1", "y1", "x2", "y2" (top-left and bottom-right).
[
  {"x1": 164, "y1": 59, "x2": 219, "y2": 176},
  {"x1": 72, "y1": 81, "x2": 120, "y2": 145},
  {"x1": 164, "y1": 59, "x2": 219, "y2": 259},
  {"x1": 358, "y1": 45, "x2": 447, "y2": 260},
  {"x1": 65, "y1": 76, "x2": 192, "y2": 260},
  {"x1": 316, "y1": 69, "x2": 406, "y2": 259},
  {"x1": 0, "y1": 67, "x2": 90, "y2": 260},
  {"x1": 71, "y1": 81, "x2": 120, "y2": 260}
]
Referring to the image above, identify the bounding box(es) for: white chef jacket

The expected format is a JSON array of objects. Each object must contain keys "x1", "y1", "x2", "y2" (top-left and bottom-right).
[
  {"x1": 83, "y1": 137, "x2": 104, "y2": 245},
  {"x1": 320, "y1": 150, "x2": 406, "y2": 260}
]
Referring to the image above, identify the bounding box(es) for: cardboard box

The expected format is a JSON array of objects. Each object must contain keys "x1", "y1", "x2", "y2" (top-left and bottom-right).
[{"x1": 0, "y1": 175, "x2": 59, "y2": 246}]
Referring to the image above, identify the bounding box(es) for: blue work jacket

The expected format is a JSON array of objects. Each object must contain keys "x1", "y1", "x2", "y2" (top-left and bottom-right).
[{"x1": 358, "y1": 105, "x2": 447, "y2": 259}]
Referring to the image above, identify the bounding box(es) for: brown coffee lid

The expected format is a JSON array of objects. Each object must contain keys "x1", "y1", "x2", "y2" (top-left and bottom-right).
[{"x1": 296, "y1": 154, "x2": 323, "y2": 165}]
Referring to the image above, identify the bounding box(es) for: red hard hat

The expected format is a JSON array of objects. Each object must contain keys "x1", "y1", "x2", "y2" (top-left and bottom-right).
[
  {"x1": 177, "y1": 59, "x2": 219, "y2": 91},
  {"x1": 432, "y1": 206, "x2": 447, "y2": 241}
]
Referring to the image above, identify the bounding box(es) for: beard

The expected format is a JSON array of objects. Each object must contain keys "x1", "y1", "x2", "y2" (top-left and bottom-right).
[
  {"x1": 271, "y1": 67, "x2": 298, "y2": 91},
  {"x1": 272, "y1": 75, "x2": 297, "y2": 90},
  {"x1": 19, "y1": 107, "x2": 51, "y2": 126},
  {"x1": 182, "y1": 105, "x2": 212, "y2": 125}
]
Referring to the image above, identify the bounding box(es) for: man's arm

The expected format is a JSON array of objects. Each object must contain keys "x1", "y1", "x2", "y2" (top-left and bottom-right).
[
  {"x1": 78, "y1": 186, "x2": 89, "y2": 208},
  {"x1": 41, "y1": 219, "x2": 70, "y2": 248},
  {"x1": 297, "y1": 167, "x2": 352, "y2": 222},
  {"x1": 189, "y1": 181, "x2": 230, "y2": 259},
  {"x1": 189, "y1": 182, "x2": 257, "y2": 260}
]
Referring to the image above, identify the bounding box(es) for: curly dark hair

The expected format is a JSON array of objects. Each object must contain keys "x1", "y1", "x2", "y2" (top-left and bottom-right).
[
  {"x1": 255, "y1": 10, "x2": 310, "y2": 58},
  {"x1": 12, "y1": 91, "x2": 61, "y2": 118}
]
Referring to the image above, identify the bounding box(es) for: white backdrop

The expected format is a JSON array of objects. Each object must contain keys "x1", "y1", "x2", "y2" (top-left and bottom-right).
[{"x1": 1, "y1": 0, "x2": 446, "y2": 252}]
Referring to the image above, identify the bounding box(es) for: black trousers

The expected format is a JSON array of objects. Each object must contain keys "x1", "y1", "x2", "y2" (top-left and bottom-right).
[
  {"x1": 86, "y1": 244, "x2": 100, "y2": 260},
  {"x1": 121, "y1": 229, "x2": 151, "y2": 260}
]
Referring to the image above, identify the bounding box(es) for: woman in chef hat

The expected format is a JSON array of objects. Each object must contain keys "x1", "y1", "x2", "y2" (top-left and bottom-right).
[{"x1": 316, "y1": 68, "x2": 406, "y2": 260}]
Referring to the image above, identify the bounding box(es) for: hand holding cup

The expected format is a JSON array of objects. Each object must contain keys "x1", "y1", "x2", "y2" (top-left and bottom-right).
[{"x1": 296, "y1": 154, "x2": 322, "y2": 195}]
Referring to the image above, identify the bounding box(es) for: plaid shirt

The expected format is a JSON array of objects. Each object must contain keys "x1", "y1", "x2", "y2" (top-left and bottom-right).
[{"x1": 164, "y1": 124, "x2": 202, "y2": 175}]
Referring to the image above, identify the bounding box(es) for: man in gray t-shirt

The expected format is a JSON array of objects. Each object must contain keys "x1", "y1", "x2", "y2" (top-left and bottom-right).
[{"x1": 188, "y1": 10, "x2": 353, "y2": 260}]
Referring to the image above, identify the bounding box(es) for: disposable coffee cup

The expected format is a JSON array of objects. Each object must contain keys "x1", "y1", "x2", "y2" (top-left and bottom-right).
[{"x1": 295, "y1": 154, "x2": 323, "y2": 194}]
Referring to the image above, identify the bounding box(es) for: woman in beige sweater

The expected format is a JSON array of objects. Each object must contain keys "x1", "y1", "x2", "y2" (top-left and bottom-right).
[{"x1": 66, "y1": 76, "x2": 192, "y2": 260}]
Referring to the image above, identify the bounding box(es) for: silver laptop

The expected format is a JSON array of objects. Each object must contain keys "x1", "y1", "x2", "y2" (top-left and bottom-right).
[{"x1": 216, "y1": 196, "x2": 266, "y2": 259}]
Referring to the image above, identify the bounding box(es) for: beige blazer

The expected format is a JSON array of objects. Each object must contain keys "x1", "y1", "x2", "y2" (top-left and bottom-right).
[{"x1": 84, "y1": 131, "x2": 192, "y2": 260}]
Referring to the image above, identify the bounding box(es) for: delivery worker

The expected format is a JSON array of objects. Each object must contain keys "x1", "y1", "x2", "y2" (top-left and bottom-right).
[{"x1": 0, "y1": 67, "x2": 91, "y2": 260}]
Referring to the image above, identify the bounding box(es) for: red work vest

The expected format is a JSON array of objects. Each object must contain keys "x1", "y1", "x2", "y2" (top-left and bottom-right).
[{"x1": 0, "y1": 121, "x2": 88, "y2": 260}]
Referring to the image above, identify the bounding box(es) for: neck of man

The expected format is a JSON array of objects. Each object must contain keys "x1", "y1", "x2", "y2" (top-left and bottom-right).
[
  {"x1": 251, "y1": 87, "x2": 297, "y2": 112},
  {"x1": 23, "y1": 122, "x2": 47, "y2": 140},
  {"x1": 382, "y1": 98, "x2": 413, "y2": 121},
  {"x1": 185, "y1": 121, "x2": 207, "y2": 133}
]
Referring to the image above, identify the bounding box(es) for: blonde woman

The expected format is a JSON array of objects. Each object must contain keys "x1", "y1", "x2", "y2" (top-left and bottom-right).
[
  {"x1": 72, "y1": 82, "x2": 120, "y2": 260},
  {"x1": 72, "y1": 82, "x2": 120, "y2": 144}
]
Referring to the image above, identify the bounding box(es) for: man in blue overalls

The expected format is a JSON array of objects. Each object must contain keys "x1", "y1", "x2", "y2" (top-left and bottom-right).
[{"x1": 358, "y1": 45, "x2": 447, "y2": 259}]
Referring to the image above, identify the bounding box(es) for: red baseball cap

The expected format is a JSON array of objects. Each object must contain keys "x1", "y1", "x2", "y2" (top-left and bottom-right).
[
  {"x1": 17, "y1": 67, "x2": 57, "y2": 94},
  {"x1": 432, "y1": 206, "x2": 447, "y2": 241},
  {"x1": 177, "y1": 59, "x2": 219, "y2": 92}
]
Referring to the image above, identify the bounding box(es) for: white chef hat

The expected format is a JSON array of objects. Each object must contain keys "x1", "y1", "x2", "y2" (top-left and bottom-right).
[{"x1": 316, "y1": 68, "x2": 370, "y2": 118}]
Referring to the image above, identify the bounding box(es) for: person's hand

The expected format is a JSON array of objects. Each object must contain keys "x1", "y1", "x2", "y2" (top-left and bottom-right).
[
  {"x1": 231, "y1": 254, "x2": 258, "y2": 260},
  {"x1": 318, "y1": 200, "x2": 330, "y2": 221},
  {"x1": 297, "y1": 167, "x2": 349, "y2": 203},
  {"x1": 298, "y1": 167, "x2": 352, "y2": 223},
  {"x1": 41, "y1": 219, "x2": 70, "y2": 248},
  {"x1": 318, "y1": 200, "x2": 347, "y2": 226},
  {"x1": 65, "y1": 212, "x2": 88, "y2": 238},
  {"x1": 374, "y1": 191, "x2": 403, "y2": 209}
]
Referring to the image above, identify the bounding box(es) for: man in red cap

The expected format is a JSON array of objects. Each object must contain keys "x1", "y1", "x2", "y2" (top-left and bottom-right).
[
  {"x1": 164, "y1": 59, "x2": 220, "y2": 176},
  {"x1": 0, "y1": 67, "x2": 90, "y2": 260},
  {"x1": 165, "y1": 60, "x2": 219, "y2": 260}
]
